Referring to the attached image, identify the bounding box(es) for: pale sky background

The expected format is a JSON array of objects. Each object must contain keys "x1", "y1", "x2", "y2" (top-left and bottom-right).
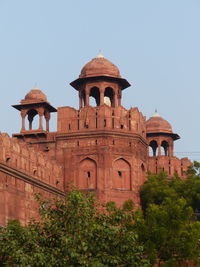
[{"x1": 0, "y1": 0, "x2": 200, "y2": 161}]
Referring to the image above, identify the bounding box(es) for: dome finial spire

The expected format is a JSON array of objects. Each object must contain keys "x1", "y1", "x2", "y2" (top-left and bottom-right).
[
  {"x1": 96, "y1": 50, "x2": 104, "y2": 58},
  {"x1": 152, "y1": 109, "x2": 160, "y2": 118}
]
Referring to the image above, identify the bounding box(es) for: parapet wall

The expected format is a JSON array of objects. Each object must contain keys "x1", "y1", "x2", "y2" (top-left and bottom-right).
[{"x1": 57, "y1": 105, "x2": 146, "y2": 137}]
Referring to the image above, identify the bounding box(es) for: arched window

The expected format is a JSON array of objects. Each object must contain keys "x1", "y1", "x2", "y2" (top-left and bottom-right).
[
  {"x1": 141, "y1": 163, "x2": 145, "y2": 172},
  {"x1": 79, "y1": 158, "x2": 97, "y2": 189},
  {"x1": 104, "y1": 87, "x2": 114, "y2": 107},
  {"x1": 149, "y1": 140, "x2": 158, "y2": 156},
  {"x1": 113, "y1": 158, "x2": 131, "y2": 190},
  {"x1": 161, "y1": 140, "x2": 169, "y2": 156},
  {"x1": 89, "y1": 87, "x2": 100, "y2": 106},
  {"x1": 6, "y1": 157, "x2": 11, "y2": 164}
]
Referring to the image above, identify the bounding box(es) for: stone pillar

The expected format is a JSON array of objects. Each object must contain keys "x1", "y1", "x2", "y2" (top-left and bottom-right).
[
  {"x1": 79, "y1": 91, "x2": 83, "y2": 108},
  {"x1": 100, "y1": 87, "x2": 104, "y2": 106},
  {"x1": 38, "y1": 109, "x2": 44, "y2": 130},
  {"x1": 39, "y1": 115, "x2": 43, "y2": 130},
  {"x1": 158, "y1": 142, "x2": 161, "y2": 156},
  {"x1": 21, "y1": 110, "x2": 26, "y2": 131},
  {"x1": 28, "y1": 114, "x2": 33, "y2": 130},
  {"x1": 45, "y1": 111, "x2": 50, "y2": 132},
  {"x1": 169, "y1": 141, "x2": 174, "y2": 157},
  {"x1": 114, "y1": 93, "x2": 118, "y2": 107},
  {"x1": 118, "y1": 94, "x2": 121, "y2": 106},
  {"x1": 117, "y1": 89, "x2": 121, "y2": 106},
  {"x1": 85, "y1": 91, "x2": 89, "y2": 106}
]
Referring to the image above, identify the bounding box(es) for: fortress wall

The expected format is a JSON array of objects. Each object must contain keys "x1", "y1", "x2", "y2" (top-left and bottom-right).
[
  {"x1": 0, "y1": 171, "x2": 62, "y2": 226},
  {"x1": 0, "y1": 133, "x2": 65, "y2": 226}
]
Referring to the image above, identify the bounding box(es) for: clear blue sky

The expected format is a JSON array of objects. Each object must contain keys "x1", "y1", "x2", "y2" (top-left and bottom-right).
[{"x1": 0, "y1": 0, "x2": 200, "y2": 161}]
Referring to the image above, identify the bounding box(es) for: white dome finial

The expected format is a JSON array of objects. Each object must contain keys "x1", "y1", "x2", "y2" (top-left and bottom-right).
[
  {"x1": 96, "y1": 50, "x2": 104, "y2": 58},
  {"x1": 152, "y1": 109, "x2": 160, "y2": 118}
]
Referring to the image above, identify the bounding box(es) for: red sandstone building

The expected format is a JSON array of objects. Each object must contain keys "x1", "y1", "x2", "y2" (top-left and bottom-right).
[{"x1": 0, "y1": 54, "x2": 191, "y2": 226}]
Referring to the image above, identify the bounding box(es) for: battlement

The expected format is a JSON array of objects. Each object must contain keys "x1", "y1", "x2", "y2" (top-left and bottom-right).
[
  {"x1": 148, "y1": 156, "x2": 191, "y2": 177},
  {"x1": 57, "y1": 105, "x2": 146, "y2": 138},
  {"x1": 0, "y1": 133, "x2": 64, "y2": 191}
]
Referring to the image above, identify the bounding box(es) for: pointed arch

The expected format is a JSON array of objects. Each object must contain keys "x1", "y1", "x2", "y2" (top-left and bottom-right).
[
  {"x1": 112, "y1": 158, "x2": 131, "y2": 190},
  {"x1": 26, "y1": 109, "x2": 39, "y2": 130},
  {"x1": 104, "y1": 87, "x2": 114, "y2": 107},
  {"x1": 78, "y1": 158, "x2": 97, "y2": 189},
  {"x1": 149, "y1": 140, "x2": 158, "y2": 156},
  {"x1": 161, "y1": 140, "x2": 169, "y2": 156},
  {"x1": 89, "y1": 87, "x2": 100, "y2": 106}
]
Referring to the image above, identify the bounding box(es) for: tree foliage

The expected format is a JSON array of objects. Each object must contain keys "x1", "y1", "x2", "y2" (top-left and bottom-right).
[
  {"x1": 137, "y1": 164, "x2": 200, "y2": 266},
  {"x1": 135, "y1": 197, "x2": 200, "y2": 266},
  {"x1": 0, "y1": 190, "x2": 149, "y2": 267}
]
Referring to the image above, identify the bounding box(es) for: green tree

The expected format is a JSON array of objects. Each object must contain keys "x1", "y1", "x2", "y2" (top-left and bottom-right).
[
  {"x1": 135, "y1": 198, "x2": 200, "y2": 266},
  {"x1": 138, "y1": 169, "x2": 200, "y2": 266},
  {"x1": 140, "y1": 172, "x2": 179, "y2": 212},
  {"x1": 0, "y1": 190, "x2": 149, "y2": 267},
  {"x1": 140, "y1": 169, "x2": 200, "y2": 216}
]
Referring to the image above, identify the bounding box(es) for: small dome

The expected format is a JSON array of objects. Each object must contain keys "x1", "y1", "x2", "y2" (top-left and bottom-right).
[
  {"x1": 24, "y1": 88, "x2": 47, "y2": 102},
  {"x1": 80, "y1": 54, "x2": 121, "y2": 79},
  {"x1": 146, "y1": 111, "x2": 173, "y2": 134}
]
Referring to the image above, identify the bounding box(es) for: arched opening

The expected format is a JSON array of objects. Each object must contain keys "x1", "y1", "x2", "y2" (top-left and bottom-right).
[
  {"x1": 79, "y1": 158, "x2": 97, "y2": 189},
  {"x1": 26, "y1": 109, "x2": 39, "y2": 130},
  {"x1": 141, "y1": 163, "x2": 145, "y2": 172},
  {"x1": 104, "y1": 87, "x2": 114, "y2": 107},
  {"x1": 149, "y1": 140, "x2": 158, "y2": 156},
  {"x1": 161, "y1": 140, "x2": 169, "y2": 156},
  {"x1": 6, "y1": 157, "x2": 11, "y2": 164},
  {"x1": 113, "y1": 158, "x2": 131, "y2": 190},
  {"x1": 89, "y1": 87, "x2": 100, "y2": 106},
  {"x1": 141, "y1": 163, "x2": 146, "y2": 179}
]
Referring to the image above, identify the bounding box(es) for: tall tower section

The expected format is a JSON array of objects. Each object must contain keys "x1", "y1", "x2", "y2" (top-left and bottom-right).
[{"x1": 56, "y1": 54, "x2": 147, "y2": 205}]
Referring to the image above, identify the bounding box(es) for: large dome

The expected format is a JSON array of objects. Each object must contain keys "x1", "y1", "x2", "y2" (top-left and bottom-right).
[
  {"x1": 24, "y1": 88, "x2": 47, "y2": 102},
  {"x1": 79, "y1": 53, "x2": 121, "y2": 79},
  {"x1": 146, "y1": 111, "x2": 172, "y2": 134}
]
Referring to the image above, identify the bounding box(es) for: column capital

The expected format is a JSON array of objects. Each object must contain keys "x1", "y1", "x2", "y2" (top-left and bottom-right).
[
  {"x1": 20, "y1": 110, "x2": 27, "y2": 118},
  {"x1": 37, "y1": 107, "x2": 44, "y2": 116}
]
